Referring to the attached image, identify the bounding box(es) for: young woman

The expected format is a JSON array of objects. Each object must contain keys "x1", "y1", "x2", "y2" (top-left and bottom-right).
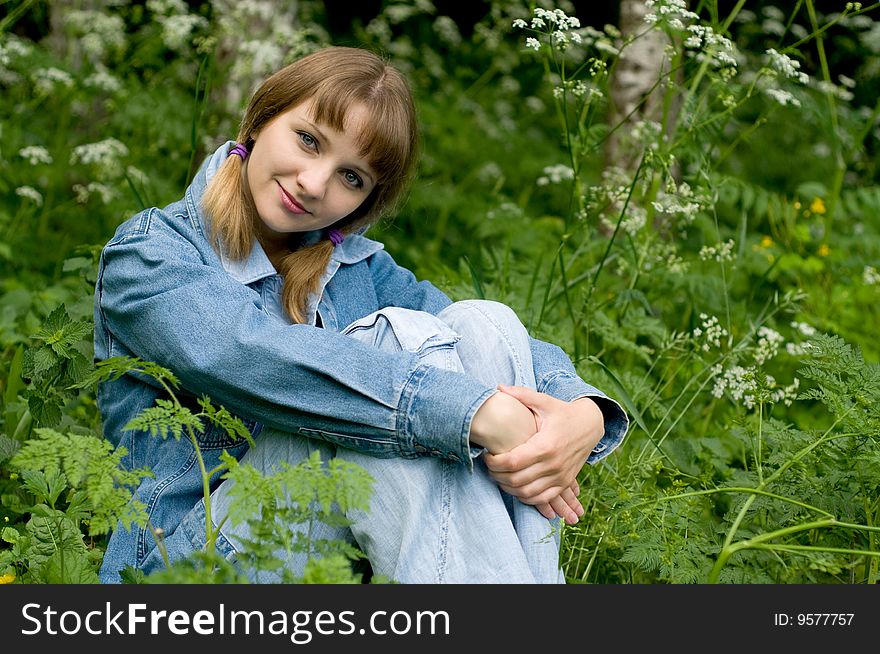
[{"x1": 94, "y1": 46, "x2": 629, "y2": 584}]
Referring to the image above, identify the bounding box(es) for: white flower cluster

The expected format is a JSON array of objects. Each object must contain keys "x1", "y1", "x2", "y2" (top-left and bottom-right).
[
  {"x1": 18, "y1": 146, "x2": 53, "y2": 166},
  {"x1": 711, "y1": 364, "x2": 758, "y2": 408},
  {"x1": 769, "y1": 377, "x2": 800, "y2": 406},
  {"x1": 644, "y1": 0, "x2": 699, "y2": 29},
  {"x1": 693, "y1": 313, "x2": 728, "y2": 351},
  {"x1": 33, "y1": 67, "x2": 74, "y2": 94},
  {"x1": 0, "y1": 34, "x2": 31, "y2": 68},
  {"x1": 765, "y1": 88, "x2": 801, "y2": 108},
  {"x1": 651, "y1": 181, "x2": 703, "y2": 224},
  {"x1": 513, "y1": 7, "x2": 583, "y2": 52},
  {"x1": 816, "y1": 80, "x2": 854, "y2": 102},
  {"x1": 147, "y1": 0, "x2": 207, "y2": 52},
  {"x1": 682, "y1": 24, "x2": 738, "y2": 67},
  {"x1": 433, "y1": 16, "x2": 461, "y2": 47},
  {"x1": 84, "y1": 67, "x2": 122, "y2": 94},
  {"x1": 754, "y1": 325, "x2": 784, "y2": 365},
  {"x1": 70, "y1": 138, "x2": 129, "y2": 178},
  {"x1": 699, "y1": 239, "x2": 735, "y2": 262},
  {"x1": 765, "y1": 49, "x2": 810, "y2": 84},
  {"x1": 537, "y1": 164, "x2": 575, "y2": 186},
  {"x1": 73, "y1": 182, "x2": 116, "y2": 205},
  {"x1": 552, "y1": 79, "x2": 603, "y2": 101},
  {"x1": 863, "y1": 265, "x2": 880, "y2": 285},
  {"x1": 790, "y1": 321, "x2": 817, "y2": 337},
  {"x1": 785, "y1": 341, "x2": 811, "y2": 356},
  {"x1": 15, "y1": 186, "x2": 43, "y2": 207},
  {"x1": 65, "y1": 10, "x2": 126, "y2": 61}
]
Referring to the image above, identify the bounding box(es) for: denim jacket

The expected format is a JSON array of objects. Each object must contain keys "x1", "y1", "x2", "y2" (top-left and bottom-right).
[{"x1": 94, "y1": 142, "x2": 629, "y2": 574}]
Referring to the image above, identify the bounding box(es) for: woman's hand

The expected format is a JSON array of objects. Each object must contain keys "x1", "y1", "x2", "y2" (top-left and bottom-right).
[
  {"x1": 483, "y1": 385, "x2": 605, "y2": 524},
  {"x1": 468, "y1": 390, "x2": 537, "y2": 453}
]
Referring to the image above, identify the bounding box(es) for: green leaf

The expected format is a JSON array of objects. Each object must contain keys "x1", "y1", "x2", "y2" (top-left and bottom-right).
[
  {"x1": 43, "y1": 548, "x2": 100, "y2": 584},
  {"x1": 585, "y1": 354, "x2": 651, "y2": 441},
  {"x1": 0, "y1": 434, "x2": 21, "y2": 464}
]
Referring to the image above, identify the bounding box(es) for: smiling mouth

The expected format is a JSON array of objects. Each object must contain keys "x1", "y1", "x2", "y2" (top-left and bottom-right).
[{"x1": 277, "y1": 182, "x2": 309, "y2": 214}]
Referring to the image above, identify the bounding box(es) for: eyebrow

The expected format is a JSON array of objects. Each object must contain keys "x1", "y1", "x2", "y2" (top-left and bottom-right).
[{"x1": 303, "y1": 119, "x2": 376, "y2": 186}]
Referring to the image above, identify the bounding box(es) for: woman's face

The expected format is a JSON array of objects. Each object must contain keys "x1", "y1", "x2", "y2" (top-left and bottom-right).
[{"x1": 244, "y1": 98, "x2": 377, "y2": 247}]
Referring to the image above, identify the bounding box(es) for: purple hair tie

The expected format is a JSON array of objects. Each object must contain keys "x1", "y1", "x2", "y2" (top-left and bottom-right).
[
  {"x1": 229, "y1": 143, "x2": 249, "y2": 160},
  {"x1": 328, "y1": 229, "x2": 344, "y2": 246}
]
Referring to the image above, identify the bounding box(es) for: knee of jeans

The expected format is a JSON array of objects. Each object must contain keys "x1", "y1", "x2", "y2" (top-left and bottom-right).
[
  {"x1": 343, "y1": 306, "x2": 460, "y2": 356},
  {"x1": 439, "y1": 300, "x2": 528, "y2": 346}
]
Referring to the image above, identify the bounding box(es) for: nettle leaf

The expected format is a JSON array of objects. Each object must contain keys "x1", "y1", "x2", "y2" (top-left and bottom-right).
[
  {"x1": 27, "y1": 391, "x2": 63, "y2": 427},
  {"x1": 33, "y1": 306, "x2": 91, "y2": 355},
  {"x1": 22, "y1": 345, "x2": 58, "y2": 380},
  {"x1": 63, "y1": 350, "x2": 92, "y2": 385},
  {"x1": 124, "y1": 399, "x2": 202, "y2": 440},
  {"x1": 0, "y1": 434, "x2": 21, "y2": 464}
]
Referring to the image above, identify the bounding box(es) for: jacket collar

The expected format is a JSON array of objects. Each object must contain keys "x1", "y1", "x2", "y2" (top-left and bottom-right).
[{"x1": 185, "y1": 141, "x2": 383, "y2": 285}]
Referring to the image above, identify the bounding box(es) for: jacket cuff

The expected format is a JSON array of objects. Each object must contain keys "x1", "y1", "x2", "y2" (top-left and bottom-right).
[
  {"x1": 538, "y1": 372, "x2": 630, "y2": 463},
  {"x1": 397, "y1": 363, "x2": 495, "y2": 469}
]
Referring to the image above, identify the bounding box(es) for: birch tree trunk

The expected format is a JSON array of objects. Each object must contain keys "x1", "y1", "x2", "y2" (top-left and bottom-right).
[{"x1": 605, "y1": 0, "x2": 672, "y2": 172}]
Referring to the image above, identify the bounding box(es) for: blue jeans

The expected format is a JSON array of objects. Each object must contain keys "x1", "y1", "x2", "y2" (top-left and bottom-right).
[{"x1": 170, "y1": 300, "x2": 564, "y2": 583}]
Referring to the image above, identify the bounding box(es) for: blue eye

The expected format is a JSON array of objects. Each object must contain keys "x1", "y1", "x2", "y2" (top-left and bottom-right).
[
  {"x1": 298, "y1": 132, "x2": 317, "y2": 149},
  {"x1": 343, "y1": 170, "x2": 363, "y2": 188}
]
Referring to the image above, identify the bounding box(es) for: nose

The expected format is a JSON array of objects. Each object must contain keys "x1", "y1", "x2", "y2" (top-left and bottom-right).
[{"x1": 296, "y1": 163, "x2": 332, "y2": 200}]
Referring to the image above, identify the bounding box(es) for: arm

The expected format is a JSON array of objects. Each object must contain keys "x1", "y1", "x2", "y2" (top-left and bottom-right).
[
  {"x1": 371, "y1": 248, "x2": 629, "y2": 460},
  {"x1": 96, "y1": 212, "x2": 495, "y2": 465}
]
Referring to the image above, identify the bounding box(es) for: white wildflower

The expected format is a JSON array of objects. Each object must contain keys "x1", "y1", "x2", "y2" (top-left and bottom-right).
[
  {"x1": 84, "y1": 68, "x2": 122, "y2": 93},
  {"x1": 536, "y1": 164, "x2": 575, "y2": 186},
  {"x1": 512, "y1": 18, "x2": 527, "y2": 29},
  {"x1": 433, "y1": 16, "x2": 461, "y2": 46},
  {"x1": 15, "y1": 186, "x2": 43, "y2": 207},
  {"x1": 695, "y1": 313, "x2": 728, "y2": 351},
  {"x1": 863, "y1": 265, "x2": 880, "y2": 285},
  {"x1": 699, "y1": 239, "x2": 736, "y2": 262},
  {"x1": 33, "y1": 67, "x2": 74, "y2": 94},
  {"x1": 18, "y1": 146, "x2": 53, "y2": 166},
  {"x1": 70, "y1": 138, "x2": 129, "y2": 178},
  {"x1": 790, "y1": 321, "x2": 817, "y2": 337},
  {"x1": 766, "y1": 49, "x2": 810, "y2": 84},
  {"x1": 766, "y1": 88, "x2": 801, "y2": 107},
  {"x1": 754, "y1": 326, "x2": 784, "y2": 365},
  {"x1": 526, "y1": 37, "x2": 541, "y2": 51}
]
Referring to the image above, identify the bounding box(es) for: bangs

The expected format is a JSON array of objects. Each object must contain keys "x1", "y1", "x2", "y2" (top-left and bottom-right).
[{"x1": 309, "y1": 77, "x2": 414, "y2": 187}]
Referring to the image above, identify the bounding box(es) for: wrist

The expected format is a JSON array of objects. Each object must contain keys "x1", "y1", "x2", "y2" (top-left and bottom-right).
[{"x1": 469, "y1": 392, "x2": 536, "y2": 453}]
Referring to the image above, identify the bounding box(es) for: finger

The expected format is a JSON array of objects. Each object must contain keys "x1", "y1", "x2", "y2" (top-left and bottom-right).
[
  {"x1": 559, "y1": 485, "x2": 584, "y2": 518},
  {"x1": 498, "y1": 481, "x2": 567, "y2": 507},
  {"x1": 497, "y1": 384, "x2": 554, "y2": 411},
  {"x1": 535, "y1": 502, "x2": 556, "y2": 521},
  {"x1": 486, "y1": 460, "x2": 553, "y2": 487},
  {"x1": 549, "y1": 495, "x2": 578, "y2": 525},
  {"x1": 483, "y1": 446, "x2": 546, "y2": 474}
]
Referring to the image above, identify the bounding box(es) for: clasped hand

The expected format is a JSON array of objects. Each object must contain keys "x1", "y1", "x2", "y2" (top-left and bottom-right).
[{"x1": 469, "y1": 385, "x2": 605, "y2": 525}]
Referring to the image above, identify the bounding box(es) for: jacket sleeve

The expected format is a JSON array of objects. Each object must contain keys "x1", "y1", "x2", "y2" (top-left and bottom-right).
[
  {"x1": 96, "y1": 211, "x2": 495, "y2": 465},
  {"x1": 370, "y1": 249, "x2": 629, "y2": 463}
]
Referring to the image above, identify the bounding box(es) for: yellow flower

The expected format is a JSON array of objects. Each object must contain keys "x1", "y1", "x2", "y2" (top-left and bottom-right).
[
  {"x1": 810, "y1": 197, "x2": 826, "y2": 214},
  {"x1": 818, "y1": 244, "x2": 830, "y2": 257},
  {"x1": 0, "y1": 573, "x2": 15, "y2": 585},
  {"x1": 761, "y1": 235, "x2": 774, "y2": 248},
  {"x1": 793, "y1": 200, "x2": 802, "y2": 210}
]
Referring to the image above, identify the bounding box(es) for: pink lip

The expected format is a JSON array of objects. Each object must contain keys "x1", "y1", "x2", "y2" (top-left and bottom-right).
[{"x1": 277, "y1": 182, "x2": 309, "y2": 214}]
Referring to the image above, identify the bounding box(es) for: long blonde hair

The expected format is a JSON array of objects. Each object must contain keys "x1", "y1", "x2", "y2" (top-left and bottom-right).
[{"x1": 201, "y1": 47, "x2": 419, "y2": 323}]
